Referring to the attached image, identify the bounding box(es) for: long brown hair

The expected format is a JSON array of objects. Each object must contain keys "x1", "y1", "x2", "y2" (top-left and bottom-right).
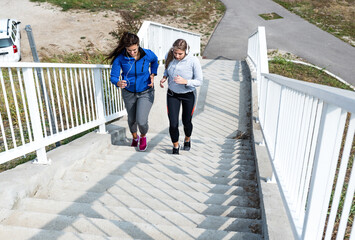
[
  {"x1": 165, "y1": 39, "x2": 189, "y2": 69},
  {"x1": 106, "y1": 32, "x2": 140, "y2": 65}
]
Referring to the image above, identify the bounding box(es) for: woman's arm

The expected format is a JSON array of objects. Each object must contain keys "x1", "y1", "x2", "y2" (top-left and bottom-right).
[
  {"x1": 186, "y1": 57, "x2": 203, "y2": 87},
  {"x1": 150, "y1": 51, "x2": 159, "y2": 76},
  {"x1": 160, "y1": 75, "x2": 167, "y2": 88},
  {"x1": 110, "y1": 57, "x2": 122, "y2": 87},
  {"x1": 147, "y1": 52, "x2": 159, "y2": 87}
]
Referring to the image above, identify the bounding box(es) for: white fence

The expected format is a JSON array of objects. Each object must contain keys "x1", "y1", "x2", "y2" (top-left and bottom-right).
[
  {"x1": 248, "y1": 27, "x2": 355, "y2": 240},
  {"x1": 138, "y1": 21, "x2": 201, "y2": 62},
  {"x1": 0, "y1": 62, "x2": 126, "y2": 164}
]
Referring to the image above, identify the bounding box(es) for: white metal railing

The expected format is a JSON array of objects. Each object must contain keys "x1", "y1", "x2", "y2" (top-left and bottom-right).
[
  {"x1": 247, "y1": 27, "x2": 355, "y2": 240},
  {"x1": 0, "y1": 62, "x2": 126, "y2": 164},
  {"x1": 138, "y1": 21, "x2": 201, "y2": 62}
]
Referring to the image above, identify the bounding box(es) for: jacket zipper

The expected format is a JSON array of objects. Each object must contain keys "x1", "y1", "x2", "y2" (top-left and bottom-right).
[
  {"x1": 141, "y1": 59, "x2": 145, "y2": 72},
  {"x1": 134, "y1": 61, "x2": 137, "y2": 93}
]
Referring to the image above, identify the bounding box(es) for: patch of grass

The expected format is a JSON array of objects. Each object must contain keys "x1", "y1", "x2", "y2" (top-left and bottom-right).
[
  {"x1": 273, "y1": 0, "x2": 355, "y2": 46},
  {"x1": 269, "y1": 56, "x2": 353, "y2": 91},
  {"x1": 31, "y1": 0, "x2": 109, "y2": 11},
  {"x1": 40, "y1": 50, "x2": 108, "y2": 64},
  {"x1": 30, "y1": 0, "x2": 225, "y2": 22},
  {"x1": 259, "y1": 12, "x2": 283, "y2": 20},
  {"x1": 108, "y1": 11, "x2": 142, "y2": 41},
  {"x1": 30, "y1": 0, "x2": 226, "y2": 29}
]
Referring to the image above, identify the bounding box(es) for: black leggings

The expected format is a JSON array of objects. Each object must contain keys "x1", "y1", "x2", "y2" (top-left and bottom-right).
[{"x1": 167, "y1": 89, "x2": 196, "y2": 143}]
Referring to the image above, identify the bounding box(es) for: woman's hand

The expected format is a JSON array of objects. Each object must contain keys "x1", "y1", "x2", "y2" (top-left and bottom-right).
[
  {"x1": 160, "y1": 77, "x2": 167, "y2": 88},
  {"x1": 148, "y1": 74, "x2": 155, "y2": 87},
  {"x1": 174, "y1": 75, "x2": 187, "y2": 85},
  {"x1": 117, "y1": 80, "x2": 128, "y2": 88}
]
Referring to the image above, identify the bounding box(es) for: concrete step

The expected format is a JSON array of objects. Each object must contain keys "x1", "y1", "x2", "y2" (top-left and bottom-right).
[
  {"x1": 72, "y1": 161, "x2": 256, "y2": 181},
  {"x1": 1, "y1": 209, "x2": 262, "y2": 239},
  {"x1": 61, "y1": 172, "x2": 258, "y2": 196},
  {"x1": 100, "y1": 149, "x2": 255, "y2": 163},
  {"x1": 115, "y1": 133, "x2": 252, "y2": 146},
  {"x1": 63, "y1": 169, "x2": 257, "y2": 188},
  {"x1": 75, "y1": 158, "x2": 256, "y2": 180},
  {"x1": 0, "y1": 224, "x2": 125, "y2": 240},
  {"x1": 17, "y1": 198, "x2": 261, "y2": 231},
  {"x1": 90, "y1": 151, "x2": 256, "y2": 170},
  {"x1": 105, "y1": 144, "x2": 255, "y2": 159},
  {"x1": 20, "y1": 196, "x2": 260, "y2": 220},
  {"x1": 108, "y1": 141, "x2": 253, "y2": 153},
  {"x1": 107, "y1": 133, "x2": 254, "y2": 158},
  {"x1": 124, "y1": 136, "x2": 252, "y2": 148},
  {"x1": 43, "y1": 179, "x2": 257, "y2": 207},
  {"x1": 34, "y1": 187, "x2": 259, "y2": 210}
]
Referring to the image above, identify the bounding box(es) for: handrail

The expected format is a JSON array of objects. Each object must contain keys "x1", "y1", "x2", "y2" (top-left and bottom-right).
[
  {"x1": 247, "y1": 26, "x2": 355, "y2": 240},
  {"x1": 247, "y1": 26, "x2": 269, "y2": 80},
  {"x1": 263, "y1": 73, "x2": 355, "y2": 113}
]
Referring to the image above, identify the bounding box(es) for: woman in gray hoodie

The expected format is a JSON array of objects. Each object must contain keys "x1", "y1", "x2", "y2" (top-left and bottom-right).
[{"x1": 160, "y1": 39, "x2": 203, "y2": 154}]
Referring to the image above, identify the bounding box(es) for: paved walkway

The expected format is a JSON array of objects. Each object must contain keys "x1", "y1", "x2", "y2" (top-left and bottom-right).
[{"x1": 203, "y1": 0, "x2": 355, "y2": 86}]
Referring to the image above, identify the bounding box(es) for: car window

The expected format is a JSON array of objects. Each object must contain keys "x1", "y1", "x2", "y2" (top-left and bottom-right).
[
  {"x1": 11, "y1": 32, "x2": 15, "y2": 42},
  {"x1": 0, "y1": 38, "x2": 12, "y2": 48},
  {"x1": 12, "y1": 22, "x2": 17, "y2": 36}
]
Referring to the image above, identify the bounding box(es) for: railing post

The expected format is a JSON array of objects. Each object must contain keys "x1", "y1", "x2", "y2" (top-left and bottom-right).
[
  {"x1": 23, "y1": 67, "x2": 50, "y2": 164},
  {"x1": 93, "y1": 68, "x2": 107, "y2": 134},
  {"x1": 302, "y1": 104, "x2": 346, "y2": 239},
  {"x1": 257, "y1": 26, "x2": 269, "y2": 75}
]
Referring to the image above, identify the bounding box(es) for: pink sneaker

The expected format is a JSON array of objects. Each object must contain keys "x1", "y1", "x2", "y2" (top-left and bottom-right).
[
  {"x1": 139, "y1": 136, "x2": 147, "y2": 151},
  {"x1": 131, "y1": 135, "x2": 140, "y2": 147}
]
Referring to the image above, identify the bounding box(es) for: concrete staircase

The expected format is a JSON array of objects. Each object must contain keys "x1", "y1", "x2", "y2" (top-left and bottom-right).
[{"x1": 0, "y1": 60, "x2": 262, "y2": 239}]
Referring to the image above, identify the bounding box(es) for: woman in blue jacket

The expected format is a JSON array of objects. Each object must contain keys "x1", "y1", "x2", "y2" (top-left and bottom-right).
[
  {"x1": 160, "y1": 39, "x2": 203, "y2": 154},
  {"x1": 107, "y1": 32, "x2": 158, "y2": 151}
]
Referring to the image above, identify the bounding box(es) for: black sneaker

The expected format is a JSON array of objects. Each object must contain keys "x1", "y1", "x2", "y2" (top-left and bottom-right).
[
  {"x1": 172, "y1": 146, "x2": 179, "y2": 154},
  {"x1": 183, "y1": 141, "x2": 191, "y2": 151}
]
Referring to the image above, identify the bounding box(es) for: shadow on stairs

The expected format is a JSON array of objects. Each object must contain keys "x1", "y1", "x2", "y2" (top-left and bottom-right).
[{"x1": 0, "y1": 59, "x2": 263, "y2": 240}]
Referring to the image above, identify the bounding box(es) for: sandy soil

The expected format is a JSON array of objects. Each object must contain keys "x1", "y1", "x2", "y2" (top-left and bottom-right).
[
  {"x1": 0, "y1": 0, "x2": 123, "y2": 61},
  {"x1": 0, "y1": 0, "x2": 217, "y2": 62}
]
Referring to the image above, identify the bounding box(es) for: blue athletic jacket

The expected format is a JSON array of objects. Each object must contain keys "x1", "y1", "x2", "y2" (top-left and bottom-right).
[{"x1": 110, "y1": 47, "x2": 159, "y2": 93}]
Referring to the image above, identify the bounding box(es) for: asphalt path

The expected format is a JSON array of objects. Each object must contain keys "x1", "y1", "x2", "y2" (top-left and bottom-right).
[{"x1": 203, "y1": 0, "x2": 355, "y2": 86}]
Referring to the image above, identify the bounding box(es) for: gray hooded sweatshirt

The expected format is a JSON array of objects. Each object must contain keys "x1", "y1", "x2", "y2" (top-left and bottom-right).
[{"x1": 163, "y1": 54, "x2": 203, "y2": 94}]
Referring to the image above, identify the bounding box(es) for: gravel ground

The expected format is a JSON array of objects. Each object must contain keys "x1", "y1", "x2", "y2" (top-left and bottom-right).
[{"x1": 0, "y1": 0, "x2": 122, "y2": 61}]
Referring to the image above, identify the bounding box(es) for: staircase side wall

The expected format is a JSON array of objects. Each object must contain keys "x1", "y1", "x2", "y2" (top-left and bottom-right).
[{"x1": 249, "y1": 63, "x2": 294, "y2": 240}]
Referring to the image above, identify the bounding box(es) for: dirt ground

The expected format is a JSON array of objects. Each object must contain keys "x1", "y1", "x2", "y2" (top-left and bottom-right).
[
  {"x1": 0, "y1": 0, "x2": 126, "y2": 61},
  {"x1": 0, "y1": 0, "x2": 195, "y2": 62}
]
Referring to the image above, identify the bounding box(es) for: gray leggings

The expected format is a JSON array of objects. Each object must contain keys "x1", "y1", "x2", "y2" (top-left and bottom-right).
[{"x1": 122, "y1": 88, "x2": 155, "y2": 135}]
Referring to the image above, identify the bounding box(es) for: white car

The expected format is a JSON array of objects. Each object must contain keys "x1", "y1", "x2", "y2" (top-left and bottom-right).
[{"x1": 0, "y1": 18, "x2": 21, "y2": 62}]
